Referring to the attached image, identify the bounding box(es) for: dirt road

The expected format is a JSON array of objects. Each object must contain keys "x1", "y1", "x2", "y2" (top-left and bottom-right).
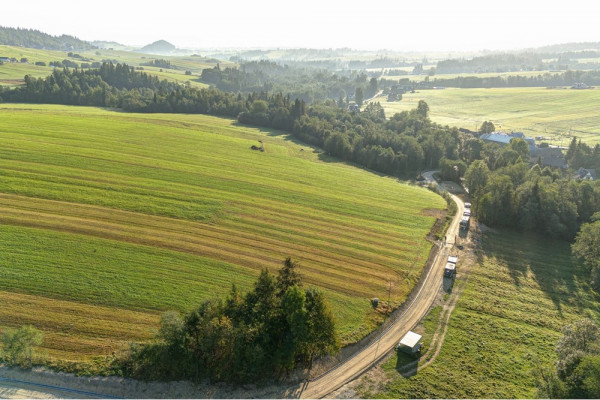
[{"x1": 300, "y1": 193, "x2": 464, "y2": 399}]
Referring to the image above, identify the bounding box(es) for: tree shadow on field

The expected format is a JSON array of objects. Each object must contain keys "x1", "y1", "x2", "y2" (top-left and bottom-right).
[{"x1": 481, "y1": 229, "x2": 581, "y2": 317}]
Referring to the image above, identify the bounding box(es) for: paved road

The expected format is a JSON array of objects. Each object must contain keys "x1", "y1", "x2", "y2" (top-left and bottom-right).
[
  {"x1": 300, "y1": 193, "x2": 464, "y2": 399},
  {"x1": 421, "y1": 169, "x2": 440, "y2": 187}
]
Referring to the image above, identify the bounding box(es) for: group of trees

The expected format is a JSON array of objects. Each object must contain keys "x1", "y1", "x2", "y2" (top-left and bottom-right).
[
  {"x1": 0, "y1": 63, "x2": 248, "y2": 117},
  {"x1": 436, "y1": 53, "x2": 547, "y2": 74},
  {"x1": 566, "y1": 137, "x2": 600, "y2": 171},
  {"x1": 199, "y1": 61, "x2": 379, "y2": 105},
  {"x1": 0, "y1": 26, "x2": 94, "y2": 50},
  {"x1": 463, "y1": 137, "x2": 600, "y2": 240},
  {"x1": 537, "y1": 318, "x2": 600, "y2": 398},
  {"x1": 123, "y1": 258, "x2": 338, "y2": 383},
  {"x1": 140, "y1": 59, "x2": 174, "y2": 69},
  {"x1": 421, "y1": 69, "x2": 600, "y2": 89},
  {"x1": 240, "y1": 96, "x2": 461, "y2": 176},
  {"x1": 572, "y1": 214, "x2": 600, "y2": 290}
]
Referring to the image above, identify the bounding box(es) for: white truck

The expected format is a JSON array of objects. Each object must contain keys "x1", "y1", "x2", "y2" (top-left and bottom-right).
[{"x1": 445, "y1": 255, "x2": 457, "y2": 277}]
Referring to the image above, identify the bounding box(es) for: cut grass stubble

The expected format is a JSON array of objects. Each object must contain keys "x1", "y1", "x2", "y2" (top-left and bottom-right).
[{"x1": 0, "y1": 105, "x2": 445, "y2": 360}]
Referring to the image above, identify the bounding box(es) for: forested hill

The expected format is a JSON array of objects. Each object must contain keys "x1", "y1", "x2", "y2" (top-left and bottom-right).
[{"x1": 0, "y1": 26, "x2": 95, "y2": 50}]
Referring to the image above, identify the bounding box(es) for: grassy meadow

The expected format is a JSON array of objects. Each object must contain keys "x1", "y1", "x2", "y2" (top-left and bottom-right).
[
  {"x1": 375, "y1": 87, "x2": 600, "y2": 145},
  {"x1": 0, "y1": 104, "x2": 445, "y2": 361},
  {"x1": 370, "y1": 230, "x2": 600, "y2": 398},
  {"x1": 0, "y1": 45, "x2": 224, "y2": 87}
]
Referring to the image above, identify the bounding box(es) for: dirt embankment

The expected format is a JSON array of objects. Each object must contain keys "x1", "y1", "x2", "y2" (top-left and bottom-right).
[{"x1": 0, "y1": 364, "x2": 303, "y2": 399}]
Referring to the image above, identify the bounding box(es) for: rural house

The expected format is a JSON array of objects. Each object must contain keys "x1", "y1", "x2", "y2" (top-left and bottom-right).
[
  {"x1": 574, "y1": 167, "x2": 596, "y2": 181},
  {"x1": 480, "y1": 131, "x2": 536, "y2": 150}
]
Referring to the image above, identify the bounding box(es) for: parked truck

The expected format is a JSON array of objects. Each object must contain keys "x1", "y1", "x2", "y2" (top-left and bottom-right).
[
  {"x1": 445, "y1": 255, "x2": 457, "y2": 277},
  {"x1": 460, "y1": 215, "x2": 470, "y2": 230}
]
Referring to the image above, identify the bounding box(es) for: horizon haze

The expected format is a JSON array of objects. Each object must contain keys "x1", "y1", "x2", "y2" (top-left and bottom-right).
[{"x1": 1, "y1": 0, "x2": 599, "y2": 53}]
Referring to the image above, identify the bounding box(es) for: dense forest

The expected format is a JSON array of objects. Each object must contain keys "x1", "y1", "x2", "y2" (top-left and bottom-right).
[
  {"x1": 199, "y1": 61, "x2": 380, "y2": 104},
  {"x1": 0, "y1": 26, "x2": 95, "y2": 50},
  {"x1": 122, "y1": 258, "x2": 338, "y2": 383}
]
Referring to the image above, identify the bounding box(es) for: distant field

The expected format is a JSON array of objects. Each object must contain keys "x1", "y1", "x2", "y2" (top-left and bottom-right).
[
  {"x1": 0, "y1": 63, "x2": 55, "y2": 85},
  {"x1": 0, "y1": 104, "x2": 445, "y2": 361},
  {"x1": 384, "y1": 70, "x2": 559, "y2": 82},
  {"x1": 373, "y1": 230, "x2": 600, "y2": 398},
  {"x1": 0, "y1": 45, "x2": 224, "y2": 88},
  {"x1": 374, "y1": 87, "x2": 600, "y2": 145}
]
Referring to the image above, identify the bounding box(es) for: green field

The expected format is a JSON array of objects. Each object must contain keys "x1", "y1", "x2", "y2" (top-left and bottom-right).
[
  {"x1": 371, "y1": 230, "x2": 600, "y2": 398},
  {"x1": 0, "y1": 45, "x2": 224, "y2": 87},
  {"x1": 375, "y1": 87, "x2": 600, "y2": 145},
  {"x1": 0, "y1": 104, "x2": 445, "y2": 361},
  {"x1": 384, "y1": 70, "x2": 559, "y2": 82}
]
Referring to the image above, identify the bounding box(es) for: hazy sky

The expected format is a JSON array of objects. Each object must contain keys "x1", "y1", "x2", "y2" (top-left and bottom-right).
[{"x1": 2, "y1": 0, "x2": 598, "y2": 52}]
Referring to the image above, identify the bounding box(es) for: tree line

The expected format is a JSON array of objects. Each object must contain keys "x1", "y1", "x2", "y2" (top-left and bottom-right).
[
  {"x1": 425, "y1": 70, "x2": 600, "y2": 88},
  {"x1": 0, "y1": 63, "x2": 247, "y2": 117},
  {"x1": 122, "y1": 258, "x2": 338, "y2": 383},
  {"x1": 0, "y1": 26, "x2": 94, "y2": 50},
  {"x1": 199, "y1": 61, "x2": 380, "y2": 104}
]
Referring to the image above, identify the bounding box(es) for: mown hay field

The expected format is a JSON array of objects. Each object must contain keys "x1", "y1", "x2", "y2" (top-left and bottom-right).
[
  {"x1": 375, "y1": 87, "x2": 600, "y2": 145},
  {"x1": 0, "y1": 104, "x2": 445, "y2": 361},
  {"x1": 374, "y1": 230, "x2": 600, "y2": 398}
]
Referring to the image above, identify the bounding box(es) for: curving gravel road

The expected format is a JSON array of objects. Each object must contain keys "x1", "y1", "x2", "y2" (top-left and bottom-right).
[{"x1": 300, "y1": 193, "x2": 464, "y2": 399}]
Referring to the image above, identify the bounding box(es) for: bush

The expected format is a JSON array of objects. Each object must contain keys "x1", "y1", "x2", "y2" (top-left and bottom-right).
[{"x1": 1, "y1": 325, "x2": 44, "y2": 368}]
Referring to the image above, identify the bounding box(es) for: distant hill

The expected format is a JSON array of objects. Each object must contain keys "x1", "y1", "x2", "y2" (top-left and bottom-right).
[
  {"x1": 530, "y1": 41, "x2": 600, "y2": 53},
  {"x1": 139, "y1": 40, "x2": 177, "y2": 54},
  {"x1": 0, "y1": 26, "x2": 95, "y2": 50},
  {"x1": 92, "y1": 40, "x2": 133, "y2": 51}
]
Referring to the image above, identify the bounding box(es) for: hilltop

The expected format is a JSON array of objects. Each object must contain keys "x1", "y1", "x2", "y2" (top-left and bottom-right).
[{"x1": 139, "y1": 39, "x2": 177, "y2": 54}]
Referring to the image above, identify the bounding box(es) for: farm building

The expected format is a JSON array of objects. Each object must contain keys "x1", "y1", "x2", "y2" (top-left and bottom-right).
[
  {"x1": 574, "y1": 167, "x2": 596, "y2": 181},
  {"x1": 480, "y1": 132, "x2": 536, "y2": 149},
  {"x1": 396, "y1": 331, "x2": 423, "y2": 354}
]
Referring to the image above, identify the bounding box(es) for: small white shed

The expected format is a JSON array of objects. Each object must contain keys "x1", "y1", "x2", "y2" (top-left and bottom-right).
[{"x1": 396, "y1": 331, "x2": 423, "y2": 354}]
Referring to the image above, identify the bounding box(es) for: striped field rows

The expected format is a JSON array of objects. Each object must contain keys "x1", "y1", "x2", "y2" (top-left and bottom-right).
[{"x1": 0, "y1": 104, "x2": 445, "y2": 360}]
